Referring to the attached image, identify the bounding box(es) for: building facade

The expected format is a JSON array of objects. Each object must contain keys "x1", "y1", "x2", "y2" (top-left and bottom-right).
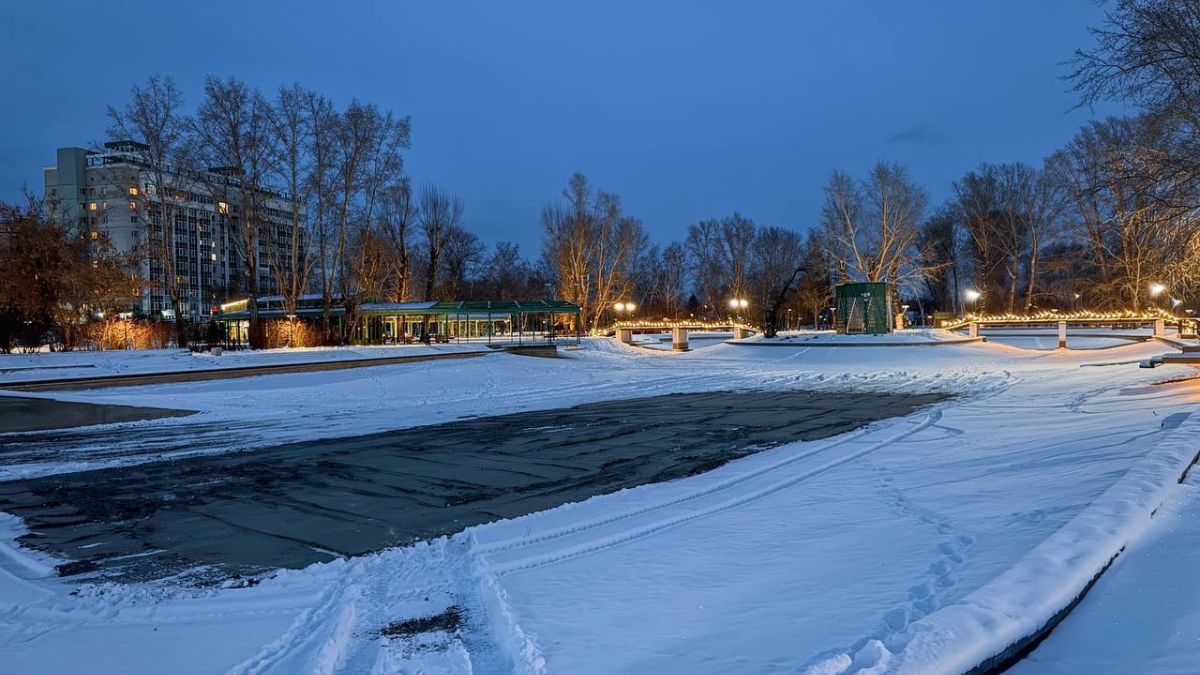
[{"x1": 43, "y1": 142, "x2": 301, "y2": 321}]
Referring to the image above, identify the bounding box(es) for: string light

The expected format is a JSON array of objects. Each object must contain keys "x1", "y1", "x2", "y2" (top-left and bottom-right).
[
  {"x1": 613, "y1": 319, "x2": 757, "y2": 331},
  {"x1": 943, "y1": 307, "x2": 1188, "y2": 330}
]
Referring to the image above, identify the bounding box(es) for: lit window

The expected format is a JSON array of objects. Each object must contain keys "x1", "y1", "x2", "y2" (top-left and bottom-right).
[
  {"x1": 89, "y1": 231, "x2": 98, "y2": 240},
  {"x1": 88, "y1": 202, "x2": 97, "y2": 211},
  {"x1": 129, "y1": 201, "x2": 138, "y2": 210},
  {"x1": 128, "y1": 187, "x2": 139, "y2": 196},
  {"x1": 217, "y1": 202, "x2": 229, "y2": 215},
  {"x1": 211, "y1": 253, "x2": 217, "y2": 261}
]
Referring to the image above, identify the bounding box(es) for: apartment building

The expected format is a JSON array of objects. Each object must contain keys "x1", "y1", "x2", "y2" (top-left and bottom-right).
[{"x1": 43, "y1": 142, "x2": 301, "y2": 321}]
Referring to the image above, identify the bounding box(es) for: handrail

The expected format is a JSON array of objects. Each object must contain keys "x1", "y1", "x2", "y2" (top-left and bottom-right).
[
  {"x1": 943, "y1": 310, "x2": 1189, "y2": 330},
  {"x1": 611, "y1": 320, "x2": 760, "y2": 331}
]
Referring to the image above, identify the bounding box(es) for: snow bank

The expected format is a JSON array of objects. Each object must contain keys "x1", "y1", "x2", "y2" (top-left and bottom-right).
[
  {"x1": 0, "y1": 343, "x2": 488, "y2": 385},
  {"x1": 740, "y1": 329, "x2": 979, "y2": 346},
  {"x1": 884, "y1": 412, "x2": 1200, "y2": 675}
]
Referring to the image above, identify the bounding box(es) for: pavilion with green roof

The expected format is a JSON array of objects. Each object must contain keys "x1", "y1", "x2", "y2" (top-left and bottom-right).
[{"x1": 216, "y1": 296, "x2": 582, "y2": 346}]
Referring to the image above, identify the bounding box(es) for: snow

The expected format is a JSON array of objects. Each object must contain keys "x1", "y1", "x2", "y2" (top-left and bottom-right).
[
  {"x1": 743, "y1": 328, "x2": 980, "y2": 345},
  {"x1": 1009, "y1": 457, "x2": 1200, "y2": 674},
  {"x1": 0, "y1": 343, "x2": 489, "y2": 384},
  {"x1": 1, "y1": 336, "x2": 1197, "y2": 673}
]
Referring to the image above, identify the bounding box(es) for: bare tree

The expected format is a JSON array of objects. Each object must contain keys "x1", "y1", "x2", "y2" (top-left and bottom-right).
[
  {"x1": 685, "y1": 219, "x2": 725, "y2": 311},
  {"x1": 542, "y1": 173, "x2": 646, "y2": 333},
  {"x1": 417, "y1": 184, "x2": 463, "y2": 340},
  {"x1": 1070, "y1": 0, "x2": 1200, "y2": 188},
  {"x1": 1021, "y1": 166, "x2": 1067, "y2": 309},
  {"x1": 629, "y1": 242, "x2": 687, "y2": 319},
  {"x1": 793, "y1": 231, "x2": 834, "y2": 328},
  {"x1": 266, "y1": 84, "x2": 317, "y2": 325},
  {"x1": 439, "y1": 225, "x2": 484, "y2": 299},
  {"x1": 917, "y1": 206, "x2": 961, "y2": 313},
  {"x1": 719, "y1": 213, "x2": 757, "y2": 299},
  {"x1": 106, "y1": 75, "x2": 190, "y2": 347},
  {"x1": 344, "y1": 107, "x2": 410, "y2": 339},
  {"x1": 822, "y1": 161, "x2": 931, "y2": 286},
  {"x1": 306, "y1": 93, "x2": 339, "y2": 340},
  {"x1": 1046, "y1": 116, "x2": 1191, "y2": 310},
  {"x1": 749, "y1": 225, "x2": 806, "y2": 335},
  {"x1": 192, "y1": 76, "x2": 278, "y2": 348},
  {"x1": 380, "y1": 178, "x2": 418, "y2": 302},
  {"x1": 320, "y1": 101, "x2": 406, "y2": 342},
  {"x1": 418, "y1": 185, "x2": 463, "y2": 299}
]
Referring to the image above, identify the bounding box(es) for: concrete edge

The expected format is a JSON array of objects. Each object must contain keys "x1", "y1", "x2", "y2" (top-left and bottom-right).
[
  {"x1": 2, "y1": 350, "x2": 489, "y2": 392},
  {"x1": 1153, "y1": 335, "x2": 1195, "y2": 350}
]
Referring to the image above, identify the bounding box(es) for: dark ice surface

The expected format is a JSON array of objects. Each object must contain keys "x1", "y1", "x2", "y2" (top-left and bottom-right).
[
  {"x1": 0, "y1": 395, "x2": 193, "y2": 433},
  {"x1": 0, "y1": 390, "x2": 943, "y2": 582}
]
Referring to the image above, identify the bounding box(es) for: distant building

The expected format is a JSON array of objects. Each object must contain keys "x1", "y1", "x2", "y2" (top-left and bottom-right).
[{"x1": 43, "y1": 142, "x2": 300, "y2": 321}]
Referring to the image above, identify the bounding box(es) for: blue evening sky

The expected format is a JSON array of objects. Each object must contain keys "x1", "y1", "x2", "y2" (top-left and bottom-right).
[{"x1": 0, "y1": 1, "x2": 1122, "y2": 252}]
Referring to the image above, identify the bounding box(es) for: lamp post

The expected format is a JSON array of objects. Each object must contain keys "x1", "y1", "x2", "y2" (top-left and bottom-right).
[
  {"x1": 1149, "y1": 283, "x2": 1166, "y2": 310},
  {"x1": 728, "y1": 297, "x2": 748, "y2": 320},
  {"x1": 964, "y1": 289, "x2": 981, "y2": 315}
]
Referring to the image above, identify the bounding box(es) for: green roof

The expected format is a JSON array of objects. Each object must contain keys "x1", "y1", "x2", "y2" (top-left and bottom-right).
[
  {"x1": 218, "y1": 298, "x2": 580, "y2": 321},
  {"x1": 426, "y1": 300, "x2": 580, "y2": 312}
]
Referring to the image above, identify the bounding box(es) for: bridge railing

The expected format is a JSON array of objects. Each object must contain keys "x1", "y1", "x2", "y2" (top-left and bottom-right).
[
  {"x1": 942, "y1": 310, "x2": 1190, "y2": 331},
  {"x1": 610, "y1": 320, "x2": 760, "y2": 332}
]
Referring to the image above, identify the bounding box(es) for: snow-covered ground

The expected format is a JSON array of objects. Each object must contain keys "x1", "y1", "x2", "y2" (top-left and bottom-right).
[
  {"x1": 0, "y1": 336, "x2": 1197, "y2": 673},
  {"x1": 1009, "y1": 466, "x2": 1200, "y2": 674},
  {"x1": 0, "y1": 343, "x2": 489, "y2": 384},
  {"x1": 745, "y1": 328, "x2": 981, "y2": 345}
]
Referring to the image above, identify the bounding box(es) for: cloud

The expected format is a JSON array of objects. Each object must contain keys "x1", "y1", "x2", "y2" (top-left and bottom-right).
[{"x1": 885, "y1": 124, "x2": 936, "y2": 146}]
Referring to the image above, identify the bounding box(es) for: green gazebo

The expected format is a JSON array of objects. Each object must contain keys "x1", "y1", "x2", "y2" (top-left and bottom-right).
[{"x1": 835, "y1": 283, "x2": 894, "y2": 335}]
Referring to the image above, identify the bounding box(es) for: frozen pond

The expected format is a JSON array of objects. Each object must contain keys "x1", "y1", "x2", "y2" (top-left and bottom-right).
[
  {"x1": 0, "y1": 395, "x2": 192, "y2": 433},
  {"x1": 0, "y1": 390, "x2": 942, "y2": 582},
  {"x1": 632, "y1": 331, "x2": 732, "y2": 351},
  {"x1": 980, "y1": 328, "x2": 1151, "y2": 350}
]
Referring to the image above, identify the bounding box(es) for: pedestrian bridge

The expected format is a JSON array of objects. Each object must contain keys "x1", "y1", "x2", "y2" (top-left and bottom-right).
[
  {"x1": 612, "y1": 320, "x2": 758, "y2": 351},
  {"x1": 945, "y1": 312, "x2": 1193, "y2": 349}
]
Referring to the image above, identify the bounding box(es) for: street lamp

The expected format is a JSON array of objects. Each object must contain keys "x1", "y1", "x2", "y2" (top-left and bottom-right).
[
  {"x1": 613, "y1": 302, "x2": 636, "y2": 319},
  {"x1": 1149, "y1": 283, "x2": 1167, "y2": 311},
  {"x1": 964, "y1": 289, "x2": 981, "y2": 315}
]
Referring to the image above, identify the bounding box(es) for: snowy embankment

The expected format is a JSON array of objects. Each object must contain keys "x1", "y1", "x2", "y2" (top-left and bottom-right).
[
  {"x1": 884, "y1": 412, "x2": 1200, "y2": 674},
  {"x1": 1009, "y1": 461, "x2": 1200, "y2": 674},
  {"x1": 0, "y1": 337, "x2": 1196, "y2": 673},
  {"x1": 741, "y1": 328, "x2": 982, "y2": 346},
  {"x1": 0, "y1": 343, "x2": 488, "y2": 385}
]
